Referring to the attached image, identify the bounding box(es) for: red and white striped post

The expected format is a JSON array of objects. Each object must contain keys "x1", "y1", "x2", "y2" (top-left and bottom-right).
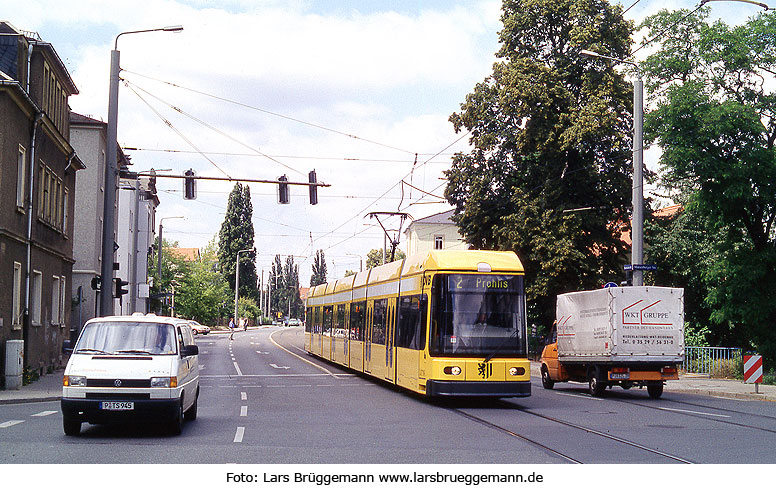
[{"x1": 744, "y1": 354, "x2": 763, "y2": 394}]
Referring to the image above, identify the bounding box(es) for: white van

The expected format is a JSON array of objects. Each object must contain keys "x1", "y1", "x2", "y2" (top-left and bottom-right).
[{"x1": 61, "y1": 313, "x2": 200, "y2": 436}]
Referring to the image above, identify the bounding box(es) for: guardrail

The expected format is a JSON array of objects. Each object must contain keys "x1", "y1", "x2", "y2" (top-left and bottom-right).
[{"x1": 683, "y1": 346, "x2": 742, "y2": 377}]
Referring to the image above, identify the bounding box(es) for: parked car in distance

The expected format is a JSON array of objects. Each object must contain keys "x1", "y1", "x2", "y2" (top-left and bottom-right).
[
  {"x1": 188, "y1": 320, "x2": 210, "y2": 335},
  {"x1": 286, "y1": 318, "x2": 301, "y2": 327}
]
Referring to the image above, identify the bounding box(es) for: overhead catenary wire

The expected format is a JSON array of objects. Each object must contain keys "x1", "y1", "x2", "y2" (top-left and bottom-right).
[{"x1": 122, "y1": 69, "x2": 418, "y2": 156}]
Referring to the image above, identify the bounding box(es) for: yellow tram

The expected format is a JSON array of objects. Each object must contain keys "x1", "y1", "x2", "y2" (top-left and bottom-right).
[{"x1": 304, "y1": 250, "x2": 531, "y2": 397}]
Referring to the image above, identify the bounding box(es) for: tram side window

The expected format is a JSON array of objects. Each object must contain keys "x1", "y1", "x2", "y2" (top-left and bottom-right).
[
  {"x1": 372, "y1": 299, "x2": 387, "y2": 345},
  {"x1": 336, "y1": 304, "x2": 346, "y2": 337},
  {"x1": 305, "y1": 308, "x2": 313, "y2": 333},
  {"x1": 323, "y1": 306, "x2": 333, "y2": 336},
  {"x1": 397, "y1": 294, "x2": 427, "y2": 350},
  {"x1": 350, "y1": 301, "x2": 365, "y2": 341}
]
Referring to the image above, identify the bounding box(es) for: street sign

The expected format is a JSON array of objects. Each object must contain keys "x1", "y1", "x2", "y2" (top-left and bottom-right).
[
  {"x1": 604, "y1": 282, "x2": 618, "y2": 288},
  {"x1": 624, "y1": 264, "x2": 658, "y2": 271}
]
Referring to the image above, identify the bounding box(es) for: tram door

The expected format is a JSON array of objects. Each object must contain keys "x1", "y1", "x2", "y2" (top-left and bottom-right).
[
  {"x1": 385, "y1": 298, "x2": 397, "y2": 383},
  {"x1": 364, "y1": 300, "x2": 374, "y2": 374}
]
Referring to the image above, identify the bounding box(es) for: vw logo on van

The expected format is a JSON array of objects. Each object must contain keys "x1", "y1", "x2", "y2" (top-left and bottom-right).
[{"x1": 114, "y1": 379, "x2": 122, "y2": 387}]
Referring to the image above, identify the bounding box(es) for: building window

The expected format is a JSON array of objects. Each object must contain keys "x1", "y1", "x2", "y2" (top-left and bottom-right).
[
  {"x1": 16, "y1": 145, "x2": 26, "y2": 209},
  {"x1": 31, "y1": 271, "x2": 42, "y2": 326},
  {"x1": 12, "y1": 262, "x2": 23, "y2": 329},
  {"x1": 51, "y1": 276, "x2": 61, "y2": 325},
  {"x1": 434, "y1": 235, "x2": 444, "y2": 250},
  {"x1": 63, "y1": 188, "x2": 70, "y2": 236},
  {"x1": 60, "y1": 276, "x2": 66, "y2": 326}
]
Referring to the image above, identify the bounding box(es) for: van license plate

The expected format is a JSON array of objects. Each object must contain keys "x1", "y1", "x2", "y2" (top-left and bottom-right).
[{"x1": 100, "y1": 401, "x2": 134, "y2": 411}]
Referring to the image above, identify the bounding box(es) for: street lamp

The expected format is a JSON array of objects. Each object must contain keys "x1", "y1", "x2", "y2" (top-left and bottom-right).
[
  {"x1": 580, "y1": 49, "x2": 644, "y2": 286},
  {"x1": 234, "y1": 248, "x2": 256, "y2": 323},
  {"x1": 157, "y1": 215, "x2": 184, "y2": 314},
  {"x1": 99, "y1": 25, "x2": 183, "y2": 316}
]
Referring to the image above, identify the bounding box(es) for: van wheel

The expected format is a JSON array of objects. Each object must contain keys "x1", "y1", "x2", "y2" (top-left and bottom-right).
[
  {"x1": 647, "y1": 382, "x2": 664, "y2": 399},
  {"x1": 169, "y1": 400, "x2": 184, "y2": 435},
  {"x1": 588, "y1": 367, "x2": 606, "y2": 397},
  {"x1": 184, "y1": 389, "x2": 199, "y2": 421},
  {"x1": 63, "y1": 418, "x2": 81, "y2": 436},
  {"x1": 541, "y1": 366, "x2": 554, "y2": 389}
]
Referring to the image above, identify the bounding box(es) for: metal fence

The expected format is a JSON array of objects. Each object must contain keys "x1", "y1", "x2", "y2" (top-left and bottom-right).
[{"x1": 683, "y1": 346, "x2": 742, "y2": 377}]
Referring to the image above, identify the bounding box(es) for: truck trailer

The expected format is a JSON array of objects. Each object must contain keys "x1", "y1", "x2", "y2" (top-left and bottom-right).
[{"x1": 540, "y1": 286, "x2": 684, "y2": 398}]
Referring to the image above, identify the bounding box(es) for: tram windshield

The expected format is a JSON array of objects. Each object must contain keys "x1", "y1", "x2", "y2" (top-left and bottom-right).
[{"x1": 430, "y1": 274, "x2": 526, "y2": 357}]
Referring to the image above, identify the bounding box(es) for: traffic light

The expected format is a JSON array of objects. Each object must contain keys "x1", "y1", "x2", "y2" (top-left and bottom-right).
[
  {"x1": 113, "y1": 277, "x2": 129, "y2": 299},
  {"x1": 278, "y1": 175, "x2": 289, "y2": 204},
  {"x1": 308, "y1": 170, "x2": 318, "y2": 205},
  {"x1": 90, "y1": 275, "x2": 101, "y2": 291},
  {"x1": 183, "y1": 169, "x2": 196, "y2": 200}
]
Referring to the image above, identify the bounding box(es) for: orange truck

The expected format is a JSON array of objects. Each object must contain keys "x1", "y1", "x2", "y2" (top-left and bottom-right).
[{"x1": 540, "y1": 286, "x2": 684, "y2": 399}]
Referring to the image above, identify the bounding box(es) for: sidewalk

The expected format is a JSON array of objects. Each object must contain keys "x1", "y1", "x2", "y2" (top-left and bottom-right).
[{"x1": 2, "y1": 363, "x2": 774, "y2": 405}]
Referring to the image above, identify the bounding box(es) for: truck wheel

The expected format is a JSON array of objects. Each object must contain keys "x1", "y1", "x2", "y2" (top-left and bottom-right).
[
  {"x1": 647, "y1": 382, "x2": 664, "y2": 399},
  {"x1": 541, "y1": 366, "x2": 555, "y2": 389},
  {"x1": 63, "y1": 418, "x2": 81, "y2": 436},
  {"x1": 588, "y1": 368, "x2": 606, "y2": 397}
]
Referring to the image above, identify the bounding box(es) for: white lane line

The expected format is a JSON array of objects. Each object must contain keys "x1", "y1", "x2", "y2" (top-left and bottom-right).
[
  {"x1": 31, "y1": 410, "x2": 58, "y2": 417},
  {"x1": 0, "y1": 420, "x2": 24, "y2": 428},
  {"x1": 240, "y1": 406, "x2": 248, "y2": 417},
  {"x1": 240, "y1": 392, "x2": 247, "y2": 401},
  {"x1": 233, "y1": 361, "x2": 243, "y2": 376},
  {"x1": 656, "y1": 406, "x2": 731, "y2": 418},
  {"x1": 268, "y1": 330, "x2": 339, "y2": 377},
  {"x1": 233, "y1": 426, "x2": 245, "y2": 443},
  {"x1": 554, "y1": 392, "x2": 603, "y2": 401}
]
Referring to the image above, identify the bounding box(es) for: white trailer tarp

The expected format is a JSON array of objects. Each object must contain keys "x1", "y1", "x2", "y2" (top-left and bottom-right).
[{"x1": 556, "y1": 286, "x2": 684, "y2": 362}]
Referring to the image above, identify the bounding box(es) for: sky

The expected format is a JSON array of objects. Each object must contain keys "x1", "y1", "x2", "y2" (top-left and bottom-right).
[{"x1": 4, "y1": 0, "x2": 768, "y2": 285}]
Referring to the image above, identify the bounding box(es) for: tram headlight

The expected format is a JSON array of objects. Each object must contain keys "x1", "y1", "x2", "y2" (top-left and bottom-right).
[
  {"x1": 509, "y1": 367, "x2": 525, "y2": 376},
  {"x1": 443, "y1": 366, "x2": 462, "y2": 376}
]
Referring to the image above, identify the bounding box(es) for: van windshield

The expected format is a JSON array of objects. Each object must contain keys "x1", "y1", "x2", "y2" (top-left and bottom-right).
[{"x1": 75, "y1": 322, "x2": 177, "y2": 355}]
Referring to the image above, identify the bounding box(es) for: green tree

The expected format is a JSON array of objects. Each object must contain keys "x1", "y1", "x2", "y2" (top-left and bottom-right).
[
  {"x1": 310, "y1": 249, "x2": 327, "y2": 286},
  {"x1": 218, "y1": 183, "x2": 258, "y2": 301},
  {"x1": 366, "y1": 248, "x2": 406, "y2": 269},
  {"x1": 640, "y1": 7, "x2": 776, "y2": 361},
  {"x1": 283, "y1": 255, "x2": 303, "y2": 318},
  {"x1": 174, "y1": 239, "x2": 231, "y2": 324},
  {"x1": 269, "y1": 254, "x2": 284, "y2": 317},
  {"x1": 148, "y1": 239, "x2": 186, "y2": 315},
  {"x1": 445, "y1": 0, "x2": 634, "y2": 328}
]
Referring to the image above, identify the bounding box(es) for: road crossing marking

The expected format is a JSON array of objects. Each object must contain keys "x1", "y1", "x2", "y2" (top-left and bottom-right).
[
  {"x1": 656, "y1": 406, "x2": 730, "y2": 418},
  {"x1": 31, "y1": 411, "x2": 57, "y2": 417},
  {"x1": 0, "y1": 420, "x2": 24, "y2": 428},
  {"x1": 233, "y1": 361, "x2": 243, "y2": 376},
  {"x1": 241, "y1": 392, "x2": 247, "y2": 400},
  {"x1": 233, "y1": 426, "x2": 245, "y2": 443},
  {"x1": 240, "y1": 406, "x2": 247, "y2": 417}
]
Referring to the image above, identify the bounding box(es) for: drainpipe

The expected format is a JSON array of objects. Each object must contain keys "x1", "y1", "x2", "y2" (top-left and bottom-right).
[{"x1": 23, "y1": 112, "x2": 44, "y2": 367}]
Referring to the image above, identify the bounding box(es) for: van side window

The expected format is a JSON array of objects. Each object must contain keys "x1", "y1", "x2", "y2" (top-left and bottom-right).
[{"x1": 176, "y1": 327, "x2": 186, "y2": 353}]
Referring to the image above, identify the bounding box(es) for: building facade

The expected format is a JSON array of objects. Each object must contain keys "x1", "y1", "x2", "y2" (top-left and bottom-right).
[
  {"x1": 403, "y1": 209, "x2": 469, "y2": 256},
  {"x1": 1, "y1": 22, "x2": 84, "y2": 387}
]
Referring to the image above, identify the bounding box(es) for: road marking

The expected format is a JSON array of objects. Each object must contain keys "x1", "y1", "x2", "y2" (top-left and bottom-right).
[
  {"x1": 233, "y1": 426, "x2": 245, "y2": 443},
  {"x1": 0, "y1": 420, "x2": 24, "y2": 428},
  {"x1": 256, "y1": 350, "x2": 269, "y2": 355},
  {"x1": 554, "y1": 392, "x2": 603, "y2": 401},
  {"x1": 241, "y1": 392, "x2": 247, "y2": 401},
  {"x1": 31, "y1": 410, "x2": 57, "y2": 417},
  {"x1": 270, "y1": 364, "x2": 290, "y2": 369},
  {"x1": 269, "y1": 330, "x2": 339, "y2": 377},
  {"x1": 656, "y1": 406, "x2": 731, "y2": 418},
  {"x1": 233, "y1": 361, "x2": 243, "y2": 376},
  {"x1": 240, "y1": 406, "x2": 248, "y2": 417},
  {"x1": 199, "y1": 365, "x2": 206, "y2": 370}
]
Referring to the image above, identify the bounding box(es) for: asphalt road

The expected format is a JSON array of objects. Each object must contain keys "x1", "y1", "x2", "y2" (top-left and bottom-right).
[{"x1": 1, "y1": 325, "x2": 775, "y2": 464}]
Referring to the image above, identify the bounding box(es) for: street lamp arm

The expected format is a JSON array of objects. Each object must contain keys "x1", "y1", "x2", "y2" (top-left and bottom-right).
[
  {"x1": 115, "y1": 26, "x2": 183, "y2": 49},
  {"x1": 700, "y1": 0, "x2": 770, "y2": 11},
  {"x1": 579, "y1": 49, "x2": 640, "y2": 73}
]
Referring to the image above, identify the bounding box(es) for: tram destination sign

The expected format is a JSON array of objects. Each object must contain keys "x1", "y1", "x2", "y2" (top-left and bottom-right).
[{"x1": 448, "y1": 274, "x2": 519, "y2": 292}]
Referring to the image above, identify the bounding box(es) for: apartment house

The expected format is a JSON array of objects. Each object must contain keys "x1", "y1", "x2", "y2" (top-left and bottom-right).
[
  {"x1": 403, "y1": 209, "x2": 469, "y2": 256},
  {"x1": 0, "y1": 22, "x2": 84, "y2": 386}
]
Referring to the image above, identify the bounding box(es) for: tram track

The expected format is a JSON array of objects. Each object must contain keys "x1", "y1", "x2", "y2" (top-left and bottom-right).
[{"x1": 446, "y1": 400, "x2": 695, "y2": 464}]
